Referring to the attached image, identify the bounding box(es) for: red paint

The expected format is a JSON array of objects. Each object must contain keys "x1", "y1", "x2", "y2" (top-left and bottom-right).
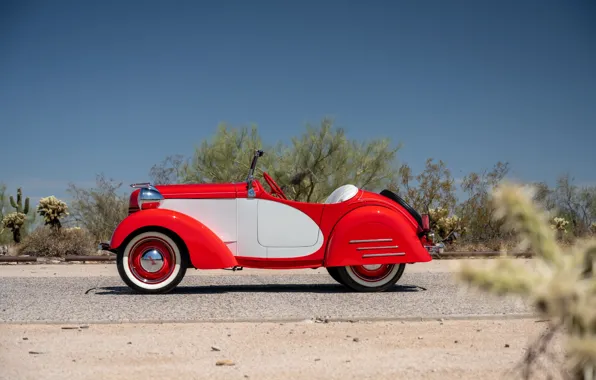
[
  {"x1": 155, "y1": 183, "x2": 242, "y2": 199},
  {"x1": 109, "y1": 208, "x2": 238, "y2": 269},
  {"x1": 323, "y1": 205, "x2": 432, "y2": 267},
  {"x1": 422, "y1": 214, "x2": 430, "y2": 231},
  {"x1": 262, "y1": 172, "x2": 288, "y2": 199},
  {"x1": 140, "y1": 201, "x2": 161, "y2": 210},
  {"x1": 235, "y1": 256, "x2": 322, "y2": 269},
  {"x1": 116, "y1": 178, "x2": 432, "y2": 270}
]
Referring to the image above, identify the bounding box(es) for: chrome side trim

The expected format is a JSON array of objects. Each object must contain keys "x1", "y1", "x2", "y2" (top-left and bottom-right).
[
  {"x1": 349, "y1": 238, "x2": 393, "y2": 244},
  {"x1": 130, "y1": 182, "x2": 152, "y2": 189},
  {"x1": 356, "y1": 245, "x2": 399, "y2": 251},
  {"x1": 362, "y1": 252, "x2": 406, "y2": 258}
]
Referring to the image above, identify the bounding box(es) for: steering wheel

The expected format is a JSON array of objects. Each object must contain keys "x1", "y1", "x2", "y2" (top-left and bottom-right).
[{"x1": 262, "y1": 172, "x2": 288, "y2": 200}]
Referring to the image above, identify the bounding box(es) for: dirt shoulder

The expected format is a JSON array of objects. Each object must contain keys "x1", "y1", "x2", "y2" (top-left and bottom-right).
[{"x1": 0, "y1": 318, "x2": 563, "y2": 380}]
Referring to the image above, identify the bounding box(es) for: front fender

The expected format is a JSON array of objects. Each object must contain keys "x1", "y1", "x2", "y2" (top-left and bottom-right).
[
  {"x1": 324, "y1": 206, "x2": 432, "y2": 267},
  {"x1": 109, "y1": 209, "x2": 238, "y2": 270}
]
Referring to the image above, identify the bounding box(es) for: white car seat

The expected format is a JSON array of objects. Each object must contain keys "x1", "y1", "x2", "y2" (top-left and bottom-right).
[{"x1": 324, "y1": 184, "x2": 359, "y2": 204}]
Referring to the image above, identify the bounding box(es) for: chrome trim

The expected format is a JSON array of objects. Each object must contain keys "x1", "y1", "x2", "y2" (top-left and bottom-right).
[
  {"x1": 131, "y1": 182, "x2": 165, "y2": 209},
  {"x1": 425, "y1": 243, "x2": 445, "y2": 254},
  {"x1": 130, "y1": 182, "x2": 152, "y2": 189},
  {"x1": 349, "y1": 238, "x2": 393, "y2": 244},
  {"x1": 139, "y1": 187, "x2": 164, "y2": 201},
  {"x1": 356, "y1": 245, "x2": 399, "y2": 251},
  {"x1": 362, "y1": 252, "x2": 406, "y2": 258},
  {"x1": 140, "y1": 249, "x2": 164, "y2": 273}
]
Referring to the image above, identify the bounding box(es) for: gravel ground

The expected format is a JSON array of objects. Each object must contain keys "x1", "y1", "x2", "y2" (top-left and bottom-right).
[
  {"x1": 0, "y1": 270, "x2": 532, "y2": 324},
  {"x1": 1, "y1": 260, "x2": 557, "y2": 380},
  {"x1": 0, "y1": 319, "x2": 564, "y2": 380}
]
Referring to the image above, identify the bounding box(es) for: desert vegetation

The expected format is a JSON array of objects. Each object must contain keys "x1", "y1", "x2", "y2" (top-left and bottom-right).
[
  {"x1": 457, "y1": 182, "x2": 596, "y2": 379},
  {"x1": 1, "y1": 118, "x2": 595, "y2": 257}
]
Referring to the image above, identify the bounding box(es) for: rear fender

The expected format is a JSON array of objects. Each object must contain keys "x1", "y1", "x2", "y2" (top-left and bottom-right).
[
  {"x1": 109, "y1": 208, "x2": 238, "y2": 269},
  {"x1": 324, "y1": 206, "x2": 432, "y2": 267}
]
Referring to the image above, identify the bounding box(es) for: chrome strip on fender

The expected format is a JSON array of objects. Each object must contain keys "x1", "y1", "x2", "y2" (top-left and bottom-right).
[
  {"x1": 349, "y1": 238, "x2": 393, "y2": 244},
  {"x1": 362, "y1": 252, "x2": 406, "y2": 258},
  {"x1": 356, "y1": 245, "x2": 399, "y2": 251}
]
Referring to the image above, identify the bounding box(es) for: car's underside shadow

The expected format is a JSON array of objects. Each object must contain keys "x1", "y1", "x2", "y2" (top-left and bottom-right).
[{"x1": 91, "y1": 283, "x2": 427, "y2": 295}]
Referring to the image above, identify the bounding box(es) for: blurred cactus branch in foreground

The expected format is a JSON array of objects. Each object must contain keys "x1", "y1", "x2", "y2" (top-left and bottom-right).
[{"x1": 456, "y1": 182, "x2": 595, "y2": 380}]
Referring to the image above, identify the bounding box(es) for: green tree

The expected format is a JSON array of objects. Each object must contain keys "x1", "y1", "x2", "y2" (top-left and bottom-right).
[
  {"x1": 552, "y1": 174, "x2": 596, "y2": 237},
  {"x1": 66, "y1": 174, "x2": 128, "y2": 243},
  {"x1": 457, "y1": 161, "x2": 510, "y2": 243},
  {"x1": 392, "y1": 158, "x2": 457, "y2": 214},
  {"x1": 274, "y1": 119, "x2": 401, "y2": 202},
  {"x1": 151, "y1": 118, "x2": 402, "y2": 203},
  {"x1": 177, "y1": 123, "x2": 282, "y2": 184},
  {"x1": 149, "y1": 154, "x2": 185, "y2": 185}
]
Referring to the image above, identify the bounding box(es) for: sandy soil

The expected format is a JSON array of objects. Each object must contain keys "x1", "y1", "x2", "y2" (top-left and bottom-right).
[{"x1": 0, "y1": 318, "x2": 564, "y2": 380}]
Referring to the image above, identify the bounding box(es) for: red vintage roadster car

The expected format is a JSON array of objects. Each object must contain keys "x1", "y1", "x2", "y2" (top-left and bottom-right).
[{"x1": 101, "y1": 150, "x2": 436, "y2": 294}]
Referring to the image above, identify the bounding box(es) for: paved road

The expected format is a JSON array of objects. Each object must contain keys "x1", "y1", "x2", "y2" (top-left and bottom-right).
[{"x1": 0, "y1": 261, "x2": 533, "y2": 324}]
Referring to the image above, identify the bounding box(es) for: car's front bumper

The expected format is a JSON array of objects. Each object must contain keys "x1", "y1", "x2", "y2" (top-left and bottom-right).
[{"x1": 98, "y1": 242, "x2": 117, "y2": 253}]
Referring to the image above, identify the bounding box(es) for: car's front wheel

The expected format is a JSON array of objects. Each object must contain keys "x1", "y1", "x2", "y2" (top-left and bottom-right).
[
  {"x1": 335, "y1": 263, "x2": 405, "y2": 292},
  {"x1": 117, "y1": 230, "x2": 188, "y2": 294}
]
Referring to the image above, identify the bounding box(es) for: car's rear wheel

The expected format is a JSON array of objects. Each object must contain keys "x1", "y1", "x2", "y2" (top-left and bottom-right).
[
  {"x1": 335, "y1": 263, "x2": 405, "y2": 292},
  {"x1": 326, "y1": 267, "x2": 345, "y2": 285},
  {"x1": 117, "y1": 230, "x2": 188, "y2": 294}
]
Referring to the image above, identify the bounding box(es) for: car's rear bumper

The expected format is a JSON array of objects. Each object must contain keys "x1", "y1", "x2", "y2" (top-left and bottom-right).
[{"x1": 424, "y1": 243, "x2": 445, "y2": 255}]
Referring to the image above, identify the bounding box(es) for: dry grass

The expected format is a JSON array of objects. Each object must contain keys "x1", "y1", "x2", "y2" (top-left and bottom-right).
[{"x1": 17, "y1": 226, "x2": 96, "y2": 257}]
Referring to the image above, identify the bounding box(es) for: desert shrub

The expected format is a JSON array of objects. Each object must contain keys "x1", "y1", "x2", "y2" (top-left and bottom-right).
[
  {"x1": 18, "y1": 226, "x2": 96, "y2": 257},
  {"x1": 66, "y1": 174, "x2": 128, "y2": 243},
  {"x1": 37, "y1": 196, "x2": 69, "y2": 230},
  {"x1": 457, "y1": 182, "x2": 595, "y2": 379}
]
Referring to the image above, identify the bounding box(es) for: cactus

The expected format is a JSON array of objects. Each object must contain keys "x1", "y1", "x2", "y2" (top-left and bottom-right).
[
  {"x1": 36, "y1": 196, "x2": 69, "y2": 231},
  {"x1": 2, "y1": 212, "x2": 26, "y2": 243},
  {"x1": 9, "y1": 188, "x2": 30, "y2": 215},
  {"x1": 2, "y1": 188, "x2": 30, "y2": 243}
]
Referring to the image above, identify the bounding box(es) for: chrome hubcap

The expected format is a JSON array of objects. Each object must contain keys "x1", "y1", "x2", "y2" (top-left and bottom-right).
[
  {"x1": 140, "y1": 249, "x2": 164, "y2": 273},
  {"x1": 362, "y1": 264, "x2": 383, "y2": 271}
]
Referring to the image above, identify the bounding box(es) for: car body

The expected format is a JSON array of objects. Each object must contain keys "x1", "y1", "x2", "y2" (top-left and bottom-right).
[{"x1": 101, "y1": 150, "x2": 437, "y2": 294}]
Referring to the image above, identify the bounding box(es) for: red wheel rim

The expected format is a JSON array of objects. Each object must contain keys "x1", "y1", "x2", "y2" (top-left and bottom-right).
[
  {"x1": 350, "y1": 264, "x2": 395, "y2": 283},
  {"x1": 128, "y1": 237, "x2": 176, "y2": 284}
]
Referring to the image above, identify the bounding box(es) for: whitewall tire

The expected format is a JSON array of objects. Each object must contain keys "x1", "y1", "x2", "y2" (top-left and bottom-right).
[
  {"x1": 117, "y1": 231, "x2": 188, "y2": 294},
  {"x1": 335, "y1": 263, "x2": 405, "y2": 292}
]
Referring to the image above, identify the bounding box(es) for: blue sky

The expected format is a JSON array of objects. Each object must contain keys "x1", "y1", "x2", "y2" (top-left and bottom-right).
[{"x1": 1, "y1": 0, "x2": 595, "y2": 205}]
